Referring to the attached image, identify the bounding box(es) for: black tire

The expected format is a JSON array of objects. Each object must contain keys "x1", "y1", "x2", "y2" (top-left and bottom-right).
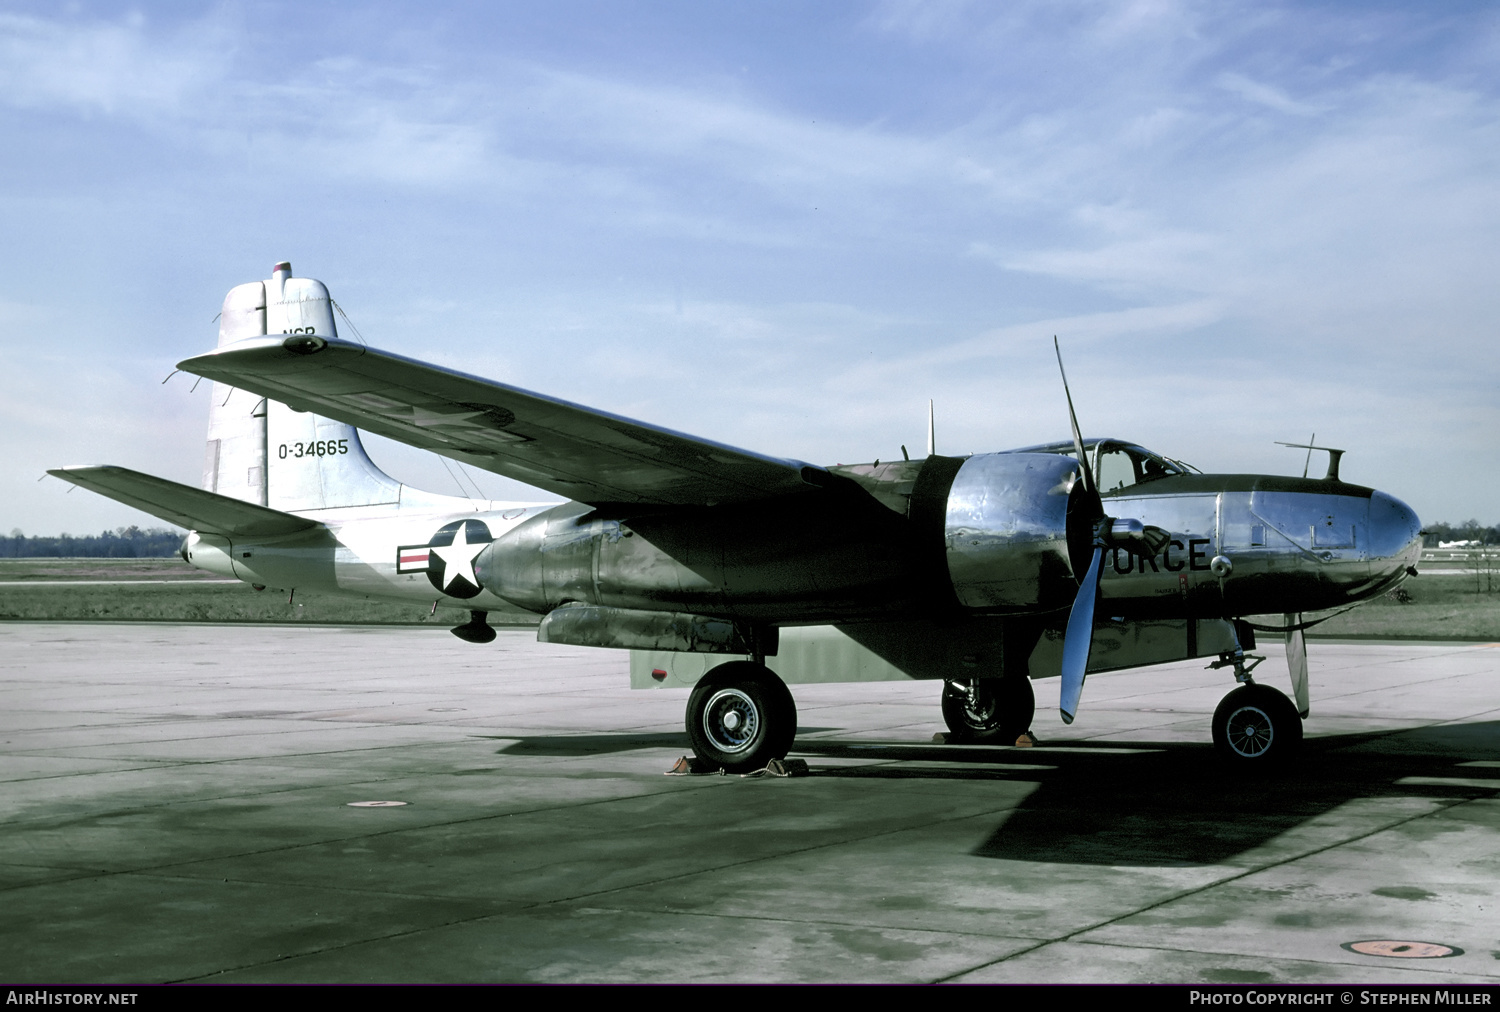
[
  {"x1": 1212, "y1": 683, "x2": 1303, "y2": 765},
  {"x1": 686, "y1": 662, "x2": 797, "y2": 773},
  {"x1": 941, "y1": 677, "x2": 1035, "y2": 744}
]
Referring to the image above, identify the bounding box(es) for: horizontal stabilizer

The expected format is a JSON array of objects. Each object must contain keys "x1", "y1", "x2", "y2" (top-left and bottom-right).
[
  {"x1": 178, "y1": 336, "x2": 818, "y2": 507},
  {"x1": 48, "y1": 466, "x2": 321, "y2": 538}
]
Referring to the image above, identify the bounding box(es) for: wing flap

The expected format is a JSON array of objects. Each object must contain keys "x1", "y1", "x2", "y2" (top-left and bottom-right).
[
  {"x1": 178, "y1": 337, "x2": 817, "y2": 506},
  {"x1": 49, "y1": 466, "x2": 320, "y2": 538}
]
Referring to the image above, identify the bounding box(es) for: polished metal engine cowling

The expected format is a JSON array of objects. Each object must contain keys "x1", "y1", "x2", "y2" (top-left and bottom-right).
[{"x1": 944, "y1": 452, "x2": 1078, "y2": 611}]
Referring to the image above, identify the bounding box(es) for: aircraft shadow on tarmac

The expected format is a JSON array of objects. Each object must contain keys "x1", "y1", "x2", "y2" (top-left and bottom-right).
[
  {"x1": 800, "y1": 721, "x2": 1500, "y2": 867},
  {"x1": 483, "y1": 722, "x2": 1499, "y2": 868}
]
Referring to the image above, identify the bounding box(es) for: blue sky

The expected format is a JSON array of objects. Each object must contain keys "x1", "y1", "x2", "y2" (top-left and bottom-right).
[{"x1": 3, "y1": 1, "x2": 1498, "y2": 534}]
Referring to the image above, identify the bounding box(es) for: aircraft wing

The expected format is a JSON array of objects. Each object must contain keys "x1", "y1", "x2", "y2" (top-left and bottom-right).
[
  {"x1": 48, "y1": 466, "x2": 321, "y2": 538},
  {"x1": 178, "y1": 337, "x2": 820, "y2": 506}
]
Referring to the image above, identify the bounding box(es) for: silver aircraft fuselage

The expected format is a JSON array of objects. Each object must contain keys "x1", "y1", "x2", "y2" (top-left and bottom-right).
[{"x1": 183, "y1": 438, "x2": 1422, "y2": 637}]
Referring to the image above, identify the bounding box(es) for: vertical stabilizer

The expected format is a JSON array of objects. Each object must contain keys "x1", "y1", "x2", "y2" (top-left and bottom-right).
[
  {"x1": 203, "y1": 282, "x2": 269, "y2": 504},
  {"x1": 267, "y1": 401, "x2": 403, "y2": 512},
  {"x1": 205, "y1": 262, "x2": 411, "y2": 515}
]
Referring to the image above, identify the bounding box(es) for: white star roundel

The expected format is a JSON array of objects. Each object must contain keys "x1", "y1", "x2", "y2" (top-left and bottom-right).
[{"x1": 421, "y1": 519, "x2": 493, "y2": 599}]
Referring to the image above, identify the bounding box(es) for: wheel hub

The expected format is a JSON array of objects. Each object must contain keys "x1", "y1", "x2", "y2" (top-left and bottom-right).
[
  {"x1": 702, "y1": 688, "x2": 759, "y2": 753},
  {"x1": 1226, "y1": 704, "x2": 1274, "y2": 757}
]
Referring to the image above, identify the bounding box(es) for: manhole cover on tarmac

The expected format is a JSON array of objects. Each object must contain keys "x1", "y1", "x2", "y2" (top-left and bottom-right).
[
  {"x1": 1342, "y1": 940, "x2": 1463, "y2": 958},
  {"x1": 346, "y1": 801, "x2": 409, "y2": 808}
]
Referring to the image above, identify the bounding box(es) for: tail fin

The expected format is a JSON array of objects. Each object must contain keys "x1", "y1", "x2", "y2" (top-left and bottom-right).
[
  {"x1": 204, "y1": 262, "x2": 407, "y2": 515},
  {"x1": 203, "y1": 278, "x2": 269, "y2": 504}
]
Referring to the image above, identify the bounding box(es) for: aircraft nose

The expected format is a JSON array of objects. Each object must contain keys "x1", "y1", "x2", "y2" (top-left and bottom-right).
[{"x1": 1367, "y1": 490, "x2": 1422, "y2": 568}]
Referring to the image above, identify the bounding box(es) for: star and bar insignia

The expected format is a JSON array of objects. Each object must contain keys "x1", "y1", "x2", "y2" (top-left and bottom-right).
[{"x1": 397, "y1": 519, "x2": 494, "y2": 600}]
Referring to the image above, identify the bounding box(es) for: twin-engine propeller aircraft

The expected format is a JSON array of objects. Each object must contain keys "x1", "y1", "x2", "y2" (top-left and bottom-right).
[{"x1": 52, "y1": 263, "x2": 1423, "y2": 772}]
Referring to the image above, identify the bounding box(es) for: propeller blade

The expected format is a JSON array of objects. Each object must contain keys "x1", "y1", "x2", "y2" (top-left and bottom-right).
[
  {"x1": 1060, "y1": 544, "x2": 1105, "y2": 724},
  {"x1": 1053, "y1": 336, "x2": 1095, "y2": 496},
  {"x1": 1285, "y1": 611, "x2": 1309, "y2": 717}
]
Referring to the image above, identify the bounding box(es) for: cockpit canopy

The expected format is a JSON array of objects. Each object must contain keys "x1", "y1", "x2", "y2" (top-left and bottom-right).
[{"x1": 1004, "y1": 438, "x2": 1199, "y2": 495}]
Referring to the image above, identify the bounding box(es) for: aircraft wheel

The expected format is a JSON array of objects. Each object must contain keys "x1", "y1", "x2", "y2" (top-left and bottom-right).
[
  {"x1": 687, "y1": 662, "x2": 797, "y2": 773},
  {"x1": 941, "y1": 677, "x2": 1034, "y2": 744},
  {"x1": 1212, "y1": 683, "x2": 1302, "y2": 765}
]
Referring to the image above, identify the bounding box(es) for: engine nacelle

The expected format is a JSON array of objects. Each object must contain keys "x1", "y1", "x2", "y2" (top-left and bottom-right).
[
  {"x1": 478, "y1": 494, "x2": 920, "y2": 624},
  {"x1": 481, "y1": 452, "x2": 1085, "y2": 621},
  {"x1": 943, "y1": 452, "x2": 1079, "y2": 611}
]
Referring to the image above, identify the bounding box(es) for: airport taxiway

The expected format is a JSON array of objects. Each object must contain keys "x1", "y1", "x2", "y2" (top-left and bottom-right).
[{"x1": 1, "y1": 623, "x2": 1497, "y2": 984}]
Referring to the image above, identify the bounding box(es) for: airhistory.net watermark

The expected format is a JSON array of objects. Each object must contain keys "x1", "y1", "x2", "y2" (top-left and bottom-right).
[{"x1": 5, "y1": 994, "x2": 137, "y2": 1005}]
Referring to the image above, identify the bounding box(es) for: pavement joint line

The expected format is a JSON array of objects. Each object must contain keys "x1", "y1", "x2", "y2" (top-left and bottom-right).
[
  {"x1": 152, "y1": 791, "x2": 1044, "y2": 983},
  {"x1": 928, "y1": 792, "x2": 1483, "y2": 984},
  {"x1": 163, "y1": 817, "x2": 1037, "y2": 983},
  {"x1": 1312, "y1": 669, "x2": 1500, "y2": 705},
  {"x1": 507, "y1": 795, "x2": 1041, "y2": 913},
  {"x1": 164, "y1": 792, "x2": 1052, "y2": 981},
  {"x1": 0, "y1": 769, "x2": 772, "y2": 889},
  {"x1": 1068, "y1": 936, "x2": 1500, "y2": 981},
  {"x1": 0, "y1": 729, "x2": 928, "y2": 775},
  {"x1": 1, "y1": 730, "x2": 601, "y2": 766},
  {"x1": 525, "y1": 899, "x2": 1042, "y2": 943},
  {"x1": 72, "y1": 866, "x2": 531, "y2": 908},
  {"x1": 124, "y1": 866, "x2": 1036, "y2": 946},
  {"x1": 0, "y1": 767, "x2": 693, "y2": 835}
]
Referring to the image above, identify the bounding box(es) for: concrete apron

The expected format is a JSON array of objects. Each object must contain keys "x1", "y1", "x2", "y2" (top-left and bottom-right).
[{"x1": 0, "y1": 624, "x2": 1496, "y2": 984}]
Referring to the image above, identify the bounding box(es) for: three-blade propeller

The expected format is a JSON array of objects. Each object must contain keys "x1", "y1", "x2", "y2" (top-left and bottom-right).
[
  {"x1": 1285, "y1": 611, "x2": 1310, "y2": 717},
  {"x1": 1053, "y1": 338, "x2": 1167, "y2": 724},
  {"x1": 1052, "y1": 342, "x2": 1314, "y2": 727}
]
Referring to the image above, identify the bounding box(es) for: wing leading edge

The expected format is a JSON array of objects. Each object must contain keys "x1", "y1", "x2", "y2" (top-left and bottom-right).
[{"x1": 178, "y1": 336, "x2": 820, "y2": 507}]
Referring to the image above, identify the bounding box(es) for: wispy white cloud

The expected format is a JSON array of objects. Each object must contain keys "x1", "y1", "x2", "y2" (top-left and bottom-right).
[
  {"x1": 0, "y1": 11, "x2": 230, "y2": 115},
  {"x1": 1216, "y1": 72, "x2": 1325, "y2": 116},
  {"x1": 3, "y1": 2, "x2": 1499, "y2": 528}
]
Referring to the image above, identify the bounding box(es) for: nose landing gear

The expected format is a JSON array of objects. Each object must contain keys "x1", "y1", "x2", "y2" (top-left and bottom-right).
[
  {"x1": 1208, "y1": 639, "x2": 1302, "y2": 765},
  {"x1": 941, "y1": 677, "x2": 1035, "y2": 745},
  {"x1": 1212, "y1": 683, "x2": 1302, "y2": 763}
]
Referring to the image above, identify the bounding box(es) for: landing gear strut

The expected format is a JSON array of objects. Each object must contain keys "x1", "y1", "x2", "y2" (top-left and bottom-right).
[
  {"x1": 1208, "y1": 635, "x2": 1301, "y2": 765},
  {"x1": 687, "y1": 661, "x2": 797, "y2": 773},
  {"x1": 941, "y1": 677, "x2": 1035, "y2": 744}
]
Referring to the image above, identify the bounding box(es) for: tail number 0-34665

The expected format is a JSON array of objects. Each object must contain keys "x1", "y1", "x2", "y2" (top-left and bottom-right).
[{"x1": 278, "y1": 440, "x2": 349, "y2": 459}]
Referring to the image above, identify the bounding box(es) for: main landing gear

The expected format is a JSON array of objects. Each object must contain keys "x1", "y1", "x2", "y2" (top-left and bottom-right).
[
  {"x1": 941, "y1": 677, "x2": 1035, "y2": 744},
  {"x1": 1208, "y1": 640, "x2": 1302, "y2": 765},
  {"x1": 687, "y1": 661, "x2": 797, "y2": 773}
]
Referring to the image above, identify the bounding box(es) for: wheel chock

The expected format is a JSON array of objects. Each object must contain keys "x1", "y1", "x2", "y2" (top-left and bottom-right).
[
  {"x1": 740, "y1": 757, "x2": 809, "y2": 779},
  {"x1": 665, "y1": 756, "x2": 723, "y2": 776},
  {"x1": 1014, "y1": 731, "x2": 1039, "y2": 747}
]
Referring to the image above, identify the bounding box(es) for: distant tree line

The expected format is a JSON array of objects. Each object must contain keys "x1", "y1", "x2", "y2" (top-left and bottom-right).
[
  {"x1": 2, "y1": 526, "x2": 185, "y2": 558},
  {"x1": 1423, "y1": 521, "x2": 1500, "y2": 548}
]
